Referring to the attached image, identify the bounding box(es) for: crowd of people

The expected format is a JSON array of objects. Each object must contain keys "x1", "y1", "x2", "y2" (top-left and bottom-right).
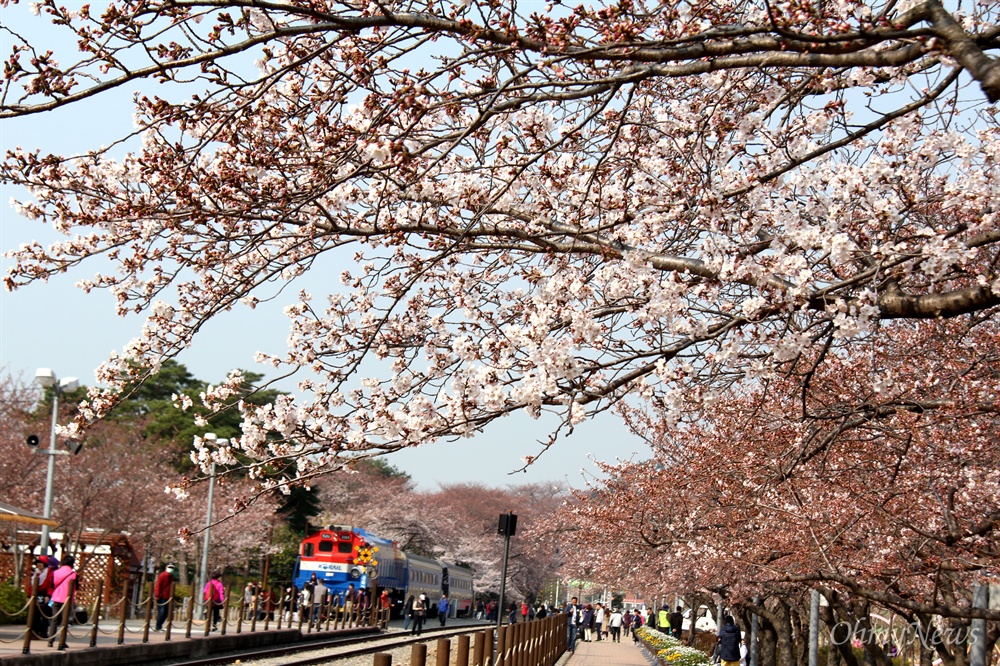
[{"x1": 562, "y1": 596, "x2": 646, "y2": 651}]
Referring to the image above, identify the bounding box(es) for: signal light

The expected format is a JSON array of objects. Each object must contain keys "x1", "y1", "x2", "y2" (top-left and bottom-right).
[
  {"x1": 66, "y1": 440, "x2": 84, "y2": 455},
  {"x1": 26, "y1": 435, "x2": 40, "y2": 449}
]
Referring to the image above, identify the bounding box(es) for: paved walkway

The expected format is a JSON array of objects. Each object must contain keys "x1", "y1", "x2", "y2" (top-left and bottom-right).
[{"x1": 566, "y1": 636, "x2": 658, "y2": 666}]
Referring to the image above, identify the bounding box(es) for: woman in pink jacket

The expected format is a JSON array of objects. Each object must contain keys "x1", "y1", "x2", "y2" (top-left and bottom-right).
[
  {"x1": 47, "y1": 555, "x2": 77, "y2": 646},
  {"x1": 203, "y1": 572, "x2": 225, "y2": 631}
]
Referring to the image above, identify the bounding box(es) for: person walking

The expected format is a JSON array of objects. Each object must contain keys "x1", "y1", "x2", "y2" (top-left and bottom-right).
[
  {"x1": 716, "y1": 615, "x2": 742, "y2": 666},
  {"x1": 581, "y1": 604, "x2": 594, "y2": 642},
  {"x1": 404, "y1": 594, "x2": 415, "y2": 631},
  {"x1": 521, "y1": 600, "x2": 529, "y2": 623},
  {"x1": 153, "y1": 564, "x2": 177, "y2": 631},
  {"x1": 410, "y1": 594, "x2": 427, "y2": 635},
  {"x1": 565, "y1": 596, "x2": 582, "y2": 652},
  {"x1": 608, "y1": 607, "x2": 624, "y2": 642},
  {"x1": 438, "y1": 594, "x2": 449, "y2": 626},
  {"x1": 623, "y1": 607, "x2": 633, "y2": 636},
  {"x1": 632, "y1": 609, "x2": 644, "y2": 643},
  {"x1": 47, "y1": 555, "x2": 77, "y2": 647},
  {"x1": 670, "y1": 605, "x2": 684, "y2": 639},
  {"x1": 203, "y1": 572, "x2": 225, "y2": 631},
  {"x1": 595, "y1": 603, "x2": 605, "y2": 640}
]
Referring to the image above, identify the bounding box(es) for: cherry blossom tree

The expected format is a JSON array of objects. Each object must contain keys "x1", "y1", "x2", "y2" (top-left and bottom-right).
[
  {"x1": 0, "y1": 371, "x2": 47, "y2": 512},
  {"x1": 554, "y1": 315, "x2": 999, "y2": 666},
  {"x1": 0, "y1": 371, "x2": 49, "y2": 581},
  {"x1": 3, "y1": 0, "x2": 998, "y2": 477},
  {"x1": 418, "y1": 482, "x2": 564, "y2": 598}
]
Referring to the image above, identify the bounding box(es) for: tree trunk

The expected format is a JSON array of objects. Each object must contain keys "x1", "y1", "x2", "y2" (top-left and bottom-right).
[
  {"x1": 178, "y1": 552, "x2": 191, "y2": 587},
  {"x1": 820, "y1": 596, "x2": 841, "y2": 666},
  {"x1": 771, "y1": 599, "x2": 797, "y2": 666},
  {"x1": 758, "y1": 613, "x2": 779, "y2": 666}
]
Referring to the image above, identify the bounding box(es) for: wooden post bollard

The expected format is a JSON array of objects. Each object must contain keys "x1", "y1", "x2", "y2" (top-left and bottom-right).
[
  {"x1": 276, "y1": 595, "x2": 285, "y2": 630},
  {"x1": 118, "y1": 597, "x2": 129, "y2": 644},
  {"x1": 511, "y1": 623, "x2": 520, "y2": 666},
  {"x1": 457, "y1": 634, "x2": 471, "y2": 666},
  {"x1": 437, "y1": 638, "x2": 451, "y2": 666},
  {"x1": 484, "y1": 628, "x2": 495, "y2": 666},
  {"x1": 22, "y1": 576, "x2": 38, "y2": 654},
  {"x1": 221, "y1": 585, "x2": 231, "y2": 635},
  {"x1": 185, "y1": 597, "x2": 194, "y2": 638},
  {"x1": 264, "y1": 591, "x2": 272, "y2": 631},
  {"x1": 473, "y1": 630, "x2": 486, "y2": 666},
  {"x1": 411, "y1": 642, "x2": 428, "y2": 666},
  {"x1": 143, "y1": 587, "x2": 153, "y2": 642},
  {"x1": 523, "y1": 621, "x2": 531, "y2": 666},
  {"x1": 56, "y1": 578, "x2": 75, "y2": 650},
  {"x1": 236, "y1": 591, "x2": 245, "y2": 634},
  {"x1": 251, "y1": 592, "x2": 260, "y2": 632},
  {"x1": 297, "y1": 599, "x2": 306, "y2": 632},
  {"x1": 374, "y1": 653, "x2": 392, "y2": 666},
  {"x1": 165, "y1": 594, "x2": 175, "y2": 641},
  {"x1": 495, "y1": 624, "x2": 507, "y2": 666},
  {"x1": 325, "y1": 596, "x2": 334, "y2": 631},
  {"x1": 90, "y1": 580, "x2": 105, "y2": 647},
  {"x1": 204, "y1": 591, "x2": 213, "y2": 637}
]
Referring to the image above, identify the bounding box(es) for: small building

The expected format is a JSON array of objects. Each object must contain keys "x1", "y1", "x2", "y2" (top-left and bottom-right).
[{"x1": 0, "y1": 522, "x2": 139, "y2": 611}]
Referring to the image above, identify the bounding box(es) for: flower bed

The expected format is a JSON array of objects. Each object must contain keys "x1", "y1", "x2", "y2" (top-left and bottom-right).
[{"x1": 635, "y1": 626, "x2": 712, "y2": 666}]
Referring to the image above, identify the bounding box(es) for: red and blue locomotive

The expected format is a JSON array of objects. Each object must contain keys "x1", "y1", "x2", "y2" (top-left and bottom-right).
[{"x1": 292, "y1": 525, "x2": 474, "y2": 618}]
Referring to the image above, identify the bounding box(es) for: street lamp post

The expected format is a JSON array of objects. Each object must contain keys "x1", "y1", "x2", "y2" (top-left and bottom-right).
[
  {"x1": 197, "y1": 433, "x2": 227, "y2": 618},
  {"x1": 33, "y1": 368, "x2": 79, "y2": 557}
]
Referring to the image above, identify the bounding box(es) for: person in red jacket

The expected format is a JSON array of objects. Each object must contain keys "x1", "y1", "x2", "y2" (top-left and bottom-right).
[
  {"x1": 153, "y1": 564, "x2": 177, "y2": 631},
  {"x1": 27, "y1": 557, "x2": 54, "y2": 638}
]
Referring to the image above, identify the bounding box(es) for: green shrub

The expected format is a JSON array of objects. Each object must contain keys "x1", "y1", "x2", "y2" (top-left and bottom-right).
[{"x1": 0, "y1": 583, "x2": 29, "y2": 625}]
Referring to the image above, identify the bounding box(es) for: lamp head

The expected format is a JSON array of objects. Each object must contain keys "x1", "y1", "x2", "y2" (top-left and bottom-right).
[
  {"x1": 34, "y1": 368, "x2": 56, "y2": 388},
  {"x1": 59, "y1": 377, "x2": 79, "y2": 392},
  {"x1": 203, "y1": 432, "x2": 218, "y2": 441}
]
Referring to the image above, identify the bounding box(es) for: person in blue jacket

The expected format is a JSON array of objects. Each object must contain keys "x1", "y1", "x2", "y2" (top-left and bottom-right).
[
  {"x1": 716, "y1": 615, "x2": 743, "y2": 666},
  {"x1": 438, "y1": 594, "x2": 449, "y2": 626}
]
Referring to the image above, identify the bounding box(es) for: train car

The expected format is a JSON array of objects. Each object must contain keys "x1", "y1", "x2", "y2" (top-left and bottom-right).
[
  {"x1": 405, "y1": 553, "x2": 444, "y2": 611},
  {"x1": 293, "y1": 526, "x2": 476, "y2": 620},
  {"x1": 444, "y1": 564, "x2": 474, "y2": 617},
  {"x1": 293, "y1": 525, "x2": 406, "y2": 601}
]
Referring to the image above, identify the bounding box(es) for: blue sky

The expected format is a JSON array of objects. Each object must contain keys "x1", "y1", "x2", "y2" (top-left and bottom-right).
[{"x1": 0, "y1": 6, "x2": 646, "y2": 490}]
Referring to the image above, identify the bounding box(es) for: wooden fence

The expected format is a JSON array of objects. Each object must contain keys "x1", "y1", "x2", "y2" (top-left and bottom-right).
[{"x1": 372, "y1": 615, "x2": 566, "y2": 666}]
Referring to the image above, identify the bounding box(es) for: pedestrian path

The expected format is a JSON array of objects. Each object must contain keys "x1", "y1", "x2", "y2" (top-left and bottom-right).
[{"x1": 566, "y1": 636, "x2": 658, "y2": 666}]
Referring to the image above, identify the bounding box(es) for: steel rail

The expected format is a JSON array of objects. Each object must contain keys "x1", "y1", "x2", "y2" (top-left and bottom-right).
[{"x1": 168, "y1": 624, "x2": 484, "y2": 666}]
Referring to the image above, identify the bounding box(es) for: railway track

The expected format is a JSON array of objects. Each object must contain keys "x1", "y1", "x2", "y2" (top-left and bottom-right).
[{"x1": 168, "y1": 624, "x2": 488, "y2": 666}]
